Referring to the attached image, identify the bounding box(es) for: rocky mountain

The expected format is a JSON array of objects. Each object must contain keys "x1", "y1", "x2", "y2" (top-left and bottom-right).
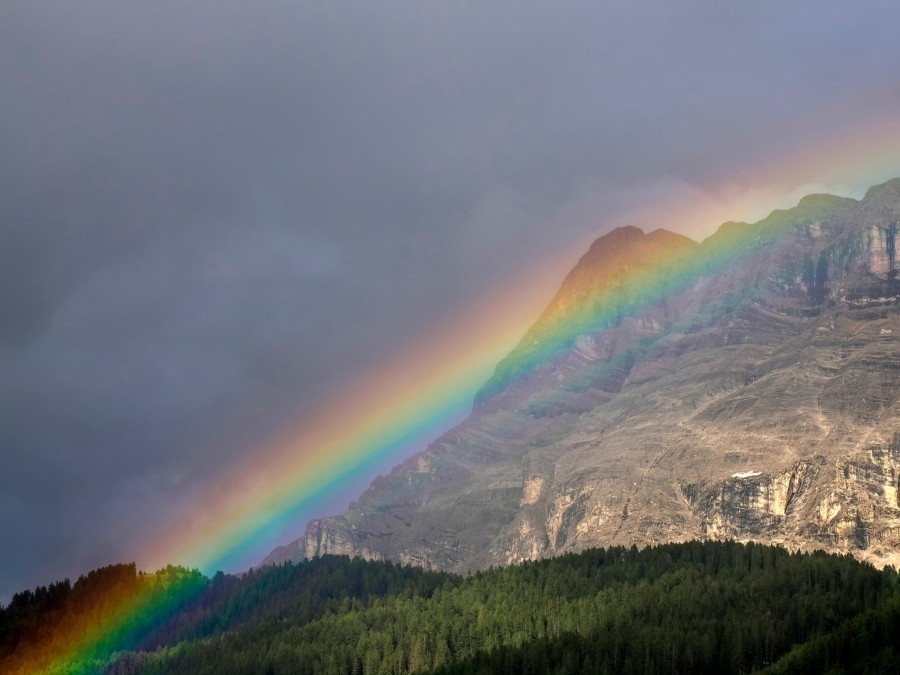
[{"x1": 265, "y1": 178, "x2": 900, "y2": 572}]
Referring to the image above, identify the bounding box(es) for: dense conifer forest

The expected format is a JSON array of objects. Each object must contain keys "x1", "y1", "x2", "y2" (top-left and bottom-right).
[{"x1": 2, "y1": 541, "x2": 899, "y2": 674}]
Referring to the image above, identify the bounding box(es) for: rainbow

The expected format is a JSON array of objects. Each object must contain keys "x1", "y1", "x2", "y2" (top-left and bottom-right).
[
  {"x1": 8, "y1": 250, "x2": 576, "y2": 674},
  {"x1": 3, "y1": 565, "x2": 207, "y2": 674},
  {"x1": 21, "y1": 124, "x2": 900, "y2": 671}
]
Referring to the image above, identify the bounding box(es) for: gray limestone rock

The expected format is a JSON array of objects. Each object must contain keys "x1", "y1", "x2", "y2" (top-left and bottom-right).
[{"x1": 264, "y1": 178, "x2": 900, "y2": 572}]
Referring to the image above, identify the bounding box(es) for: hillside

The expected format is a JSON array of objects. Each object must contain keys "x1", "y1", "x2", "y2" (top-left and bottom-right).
[{"x1": 2, "y1": 542, "x2": 899, "y2": 673}]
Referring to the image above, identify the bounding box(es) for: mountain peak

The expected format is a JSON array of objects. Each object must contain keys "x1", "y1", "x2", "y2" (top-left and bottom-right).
[
  {"x1": 580, "y1": 225, "x2": 695, "y2": 263},
  {"x1": 584, "y1": 225, "x2": 644, "y2": 252},
  {"x1": 863, "y1": 177, "x2": 900, "y2": 205},
  {"x1": 607, "y1": 224, "x2": 645, "y2": 236},
  {"x1": 712, "y1": 220, "x2": 748, "y2": 236},
  {"x1": 585, "y1": 225, "x2": 696, "y2": 249},
  {"x1": 471, "y1": 224, "x2": 699, "y2": 409},
  {"x1": 796, "y1": 192, "x2": 857, "y2": 210}
]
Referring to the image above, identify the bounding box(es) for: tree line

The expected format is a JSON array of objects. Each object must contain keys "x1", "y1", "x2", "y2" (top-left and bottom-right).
[{"x1": 2, "y1": 540, "x2": 898, "y2": 674}]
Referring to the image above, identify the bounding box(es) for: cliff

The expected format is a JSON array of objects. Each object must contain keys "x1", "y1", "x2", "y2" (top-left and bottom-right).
[{"x1": 264, "y1": 178, "x2": 900, "y2": 571}]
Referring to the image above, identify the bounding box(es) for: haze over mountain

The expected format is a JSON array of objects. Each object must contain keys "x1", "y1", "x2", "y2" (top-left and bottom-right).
[{"x1": 266, "y1": 178, "x2": 900, "y2": 572}]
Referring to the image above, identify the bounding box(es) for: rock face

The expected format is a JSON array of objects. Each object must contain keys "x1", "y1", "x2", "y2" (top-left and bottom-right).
[{"x1": 264, "y1": 178, "x2": 900, "y2": 571}]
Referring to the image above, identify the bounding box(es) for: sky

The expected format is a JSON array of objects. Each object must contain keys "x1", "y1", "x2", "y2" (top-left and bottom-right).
[{"x1": 3, "y1": 0, "x2": 900, "y2": 601}]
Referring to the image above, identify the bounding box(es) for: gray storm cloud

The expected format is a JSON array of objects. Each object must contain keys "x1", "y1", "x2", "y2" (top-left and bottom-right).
[{"x1": 2, "y1": 0, "x2": 900, "y2": 599}]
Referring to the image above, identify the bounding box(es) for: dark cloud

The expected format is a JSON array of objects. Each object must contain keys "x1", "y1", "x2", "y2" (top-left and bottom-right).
[{"x1": 2, "y1": 1, "x2": 900, "y2": 600}]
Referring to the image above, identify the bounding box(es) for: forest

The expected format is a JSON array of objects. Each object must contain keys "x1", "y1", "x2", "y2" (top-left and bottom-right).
[{"x1": 2, "y1": 540, "x2": 899, "y2": 674}]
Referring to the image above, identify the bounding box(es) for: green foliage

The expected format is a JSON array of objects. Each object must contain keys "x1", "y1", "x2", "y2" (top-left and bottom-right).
[
  {"x1": 763, "y1": 591, "x2": 900, "y2": 674},
  {"x1": 0, "y1": 563, "x2": 207, "y2": 674},
  {"x1": 3, "y1": 542, "x2": 899, "y2": 674}
]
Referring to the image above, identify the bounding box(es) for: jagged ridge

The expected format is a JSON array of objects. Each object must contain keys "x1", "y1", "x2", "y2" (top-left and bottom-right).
[{"x1": 265, "y1": 178, "x2": 900, "y2": 572}]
